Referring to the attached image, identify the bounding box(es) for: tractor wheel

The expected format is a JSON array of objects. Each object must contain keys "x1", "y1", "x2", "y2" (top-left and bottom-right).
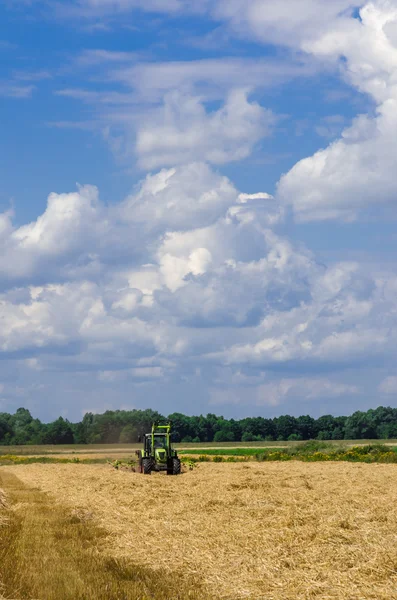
[
  {"x1": 142, "y1": 457, "x2": 152, "y2": 475},
  {"x1": 166, "y1": 458, "x2": 173, "y2": 475},
  {"x1": 172, "y1": 458, "x2": 181, "y2": 475}
]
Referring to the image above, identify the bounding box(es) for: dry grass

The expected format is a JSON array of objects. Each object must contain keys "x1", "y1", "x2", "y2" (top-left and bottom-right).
[
  {"x1": 0, "y1": 489, "x2": 7, "y2": 511},
  {"x1": 4, "y1": 462, "x2": 397, "y2": 599},
  {"x1": 0, "y1": 488, "x2": 8, "y2": 528},
  {"x1": 0, "y1": 470, "x2": 212, "y2": 600}
]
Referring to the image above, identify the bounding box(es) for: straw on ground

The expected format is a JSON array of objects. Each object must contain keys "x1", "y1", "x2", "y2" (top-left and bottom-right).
[{"x1": 3, "y1": 462, "x2": 397, "y2": 599}]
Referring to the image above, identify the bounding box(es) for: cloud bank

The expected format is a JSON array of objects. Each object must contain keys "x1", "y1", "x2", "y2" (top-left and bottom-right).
[{"x1": 1, "y1": 162, "x2": 396, "y2": 417}]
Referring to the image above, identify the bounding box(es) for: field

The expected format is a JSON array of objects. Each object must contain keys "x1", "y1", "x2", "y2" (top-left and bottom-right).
[
  {"x1": 2, "y1": 439, "x2": 397, "y2": 454},
  {"x1": 2, "y1": 458, "x2": 397, "y2": 599},
  {"x1": 2, "y1": 441, "x2": 397, "y2": 466},
  {"x1": 0, "y1": 442, "x2": 288, "y2": 458}
]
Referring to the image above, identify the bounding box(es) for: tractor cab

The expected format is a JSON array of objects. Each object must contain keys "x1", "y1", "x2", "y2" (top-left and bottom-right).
[
  {"x1": 137, "y1": 421, "x2": 181, "y2": 475},
  {"x1": 144, "y1": 433, "x2": 168, "y2": 463}
]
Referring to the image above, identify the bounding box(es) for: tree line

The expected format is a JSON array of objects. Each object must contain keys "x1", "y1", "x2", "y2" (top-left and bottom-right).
[{"x1": 1, "y1": 406, "x2": 397, "y2": 445}]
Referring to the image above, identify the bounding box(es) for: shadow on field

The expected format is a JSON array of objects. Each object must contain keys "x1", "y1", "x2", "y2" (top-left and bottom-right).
[{"x1": 0, "y1": 471, "x2": 213, "y2": 600}]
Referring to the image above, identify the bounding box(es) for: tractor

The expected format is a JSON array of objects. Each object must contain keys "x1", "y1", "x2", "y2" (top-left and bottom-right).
[{"x1": 136, "y1": 421, "x2": 181, "y2": 475}]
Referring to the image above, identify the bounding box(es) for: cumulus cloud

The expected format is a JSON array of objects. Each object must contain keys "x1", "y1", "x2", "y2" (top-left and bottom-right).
[
  {"x1": 135, "y1": 89, "x2": 276, "y2": 170},
  {"x1": 119, "y1": 162, "x2": 237, "y2": 231},
  {"x1": 57, "y1": 55, "x2": 315, "y2": 169},
  {"x1": 0, "y1": 185, "x2": 108, "y2": 283},
  {"x1": 277, "y1": 1, "x2": 397, "y2": 221},
  {"x1": 211, "y1": 259, "x2": 392, "y2": 369},
  {"x1": 0, "y1": 162, "x2": 396, "y2": 417}
]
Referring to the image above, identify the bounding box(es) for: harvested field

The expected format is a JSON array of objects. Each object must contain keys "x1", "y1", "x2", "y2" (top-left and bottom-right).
[
  {"x1": 4, "y1": 462, "x2": 397, "y2": 599},
  {"x1": 0, "y1": 471, "x2": 208, "y2": 600}
]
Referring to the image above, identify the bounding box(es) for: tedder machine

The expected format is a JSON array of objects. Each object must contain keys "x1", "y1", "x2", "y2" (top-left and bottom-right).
[{"x1": 136, "y1": 421, "x2": 181, "y2": 475}]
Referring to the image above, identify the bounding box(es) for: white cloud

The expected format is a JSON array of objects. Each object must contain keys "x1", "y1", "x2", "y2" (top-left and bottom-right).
[
  {"x1": 135, "y1": 89, "x2": 276, "y2": 169},
  {"x1": 56, "y1": 54, "x2": 317, "y2": 168},
  {"x1": 0, "y1": 185, "x2": 108, "y2": 282},
  {"x1": 0, "y1": 162, "x2": 396, "y2": 418},
  {"x1": 106, "y1": 57, "x2": 316, "y2": 103},
  {"x1": 53, "y1": 2, "x2": 397, "y2": 215},
  {"x1": 210, "y1": 0, "x2": 358, "y2": 49},
  {"x1": 277, "y1": 1, "x2": 397, "y2": 221},
  {"x1": 109, "y1": 1, "x2": 389, "y2": 221},
  {"x1": 120, "y1": 162, "x2": 237, "y2": 231}
]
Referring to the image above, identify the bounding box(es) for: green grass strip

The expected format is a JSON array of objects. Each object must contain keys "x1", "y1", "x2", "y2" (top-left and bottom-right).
[{"x1": 181, "y1": 444, "x2": 397, "y2": 463}]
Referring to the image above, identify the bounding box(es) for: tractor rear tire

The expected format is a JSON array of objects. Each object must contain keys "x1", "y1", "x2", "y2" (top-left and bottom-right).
[
  {"x1": 166, "y1": 459, "x2": 173, "y2": 475},
  {"x1": 172, "y1": 458, "x2": 181, "y2": 475},
  {"x1": 142, "y1": 458, "x2": 152, "y2": 475}
]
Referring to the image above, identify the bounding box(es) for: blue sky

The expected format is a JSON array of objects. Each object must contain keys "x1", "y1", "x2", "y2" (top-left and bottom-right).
[{"x1": 1, "y1": 0, "x2": 397, "y2": 422}]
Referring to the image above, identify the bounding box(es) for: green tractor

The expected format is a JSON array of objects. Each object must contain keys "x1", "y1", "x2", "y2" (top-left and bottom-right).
[{"x1": 136, "y1": 421, "x2": 181, "y2": 475}]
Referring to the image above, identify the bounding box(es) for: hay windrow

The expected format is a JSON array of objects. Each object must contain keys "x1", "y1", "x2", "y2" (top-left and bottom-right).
[
  {"x1": 0, "y1": 489, "x2": 8, "y2": 526},
  {"x1": 4, "y1": 462, "x2": 397, "y2": 599},
  {"x1": 0, "y1": 489, "x2": 7, "y2": 510}
]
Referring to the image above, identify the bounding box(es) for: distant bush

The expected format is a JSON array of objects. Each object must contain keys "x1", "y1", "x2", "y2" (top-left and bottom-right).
[{"x1": 294, "y1": 440, "x2": 334, "y2": 454}]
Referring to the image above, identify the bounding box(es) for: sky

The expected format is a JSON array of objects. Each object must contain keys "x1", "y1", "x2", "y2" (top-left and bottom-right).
[{"x1": 1, "y1": 0, "x2": 397, "y2": 422}]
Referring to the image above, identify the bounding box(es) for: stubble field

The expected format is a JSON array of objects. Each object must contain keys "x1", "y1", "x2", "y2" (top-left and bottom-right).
[{"x1": 2, "y1": 461, "x2": 397, "y2": 599}]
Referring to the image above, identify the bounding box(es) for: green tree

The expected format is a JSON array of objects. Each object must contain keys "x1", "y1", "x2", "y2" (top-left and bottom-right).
[
  {"x1": 167, "y1": 413, "x2": 192, "y2": 442},
  {"x1": 274, "y1": 415, "x2": 298, "y2": 440},
  {"x1": 213, "y1": 430, "x2": 235, "y2": 442},
  {"x1": 344, "y1": 410, "x2": 377, "y2": 440},
  {"x1": 42, "y1": 417, "x2": 74, "y2": 444},
  {"x1": 296, "y1": 415, "x2": 316, "y2": 440},
  {"x1": 0, "y1": 415, "x2": 13, "y2": 444}
]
